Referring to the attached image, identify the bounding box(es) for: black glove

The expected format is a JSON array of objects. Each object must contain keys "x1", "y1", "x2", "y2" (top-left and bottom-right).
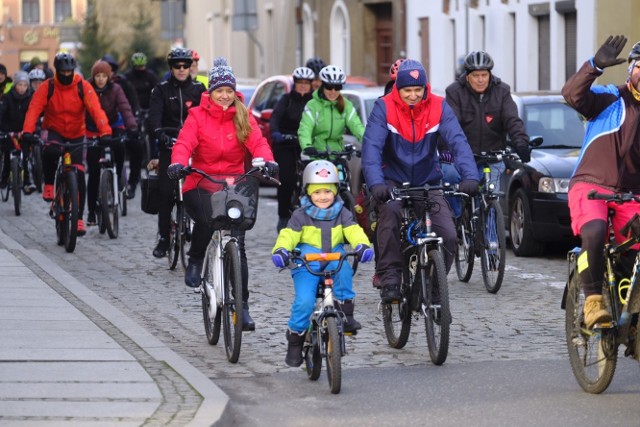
[
  {"x1": 127, "y1": 129, "x2": 139, "y2": 141},
  {"x1": 99, "y1": 135, "x2": 112, "y2": 147},
  {"x1": 155, "y1": 130, "x2": 171, "y2": 147},
  {"x1": 265, "y1": 161, "x2": 279, "y2": 177},
  {"x1": 167, "y1": 163, "x2": 185, "y2": 180},
  {"x1": 593, "y1": 35, "x2": 628, "y2": 69},
  {"x1": 458, "y1": 180, "x2": 480, "y2": 196},
  {"x1": 371, "y1": 184, "x2": 393, "y2": 203},
  {"x1": 303, "y1": 146, "x2": 319, "y2": 157},
  {"x1": 20, "y1": 133, "x2": 36, "y2": 143},
  {"x1": 514, "y1": 143, "x2": 531, "y2": 163}
]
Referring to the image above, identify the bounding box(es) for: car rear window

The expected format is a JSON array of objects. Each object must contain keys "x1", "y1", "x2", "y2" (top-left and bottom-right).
[{"x1": 524, "y1": 102, "x2": 585, "y2": 148}]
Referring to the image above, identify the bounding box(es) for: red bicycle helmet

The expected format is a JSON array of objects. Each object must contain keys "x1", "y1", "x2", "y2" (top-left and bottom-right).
[{"x1": 389, "y1": 58, "x2": 406, "y2": 81}]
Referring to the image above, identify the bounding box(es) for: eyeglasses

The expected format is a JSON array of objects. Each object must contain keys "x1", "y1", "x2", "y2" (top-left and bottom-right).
[
  {"x1": 324, "y1": 84, "x2": 343, "y2": 91},
  {"x1": 172, "y1": 64, "x2": 190, "y2": 70}
]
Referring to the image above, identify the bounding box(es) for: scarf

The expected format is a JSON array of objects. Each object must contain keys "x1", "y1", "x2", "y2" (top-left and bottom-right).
[{"x1": 300, "y1": 195, "x2": 344, "y2": 221}]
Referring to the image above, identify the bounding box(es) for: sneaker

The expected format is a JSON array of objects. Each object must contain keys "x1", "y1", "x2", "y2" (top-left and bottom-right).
[
  {"x1": 23, "y1": 183, "x2": 36, "y2": 195},
  {"x1": 42, "y1": 184, "x2": 54, "y2": 202},
  {"x1": 380, "y1": 284, "x2": 402, "y2": 304},
  {"x1": 185, "y1": 257, "x2": 203, "y2": 287},
  {"x1": 77, "y1": 219, "x2": 86, "y2": 236},
  {"x1": 584, "y1": 295, "x2": 612, "y2": 329},
  {"x1": 87, "y1": 211, "x2": 97, "y2": 226},
  {"x1": 343, "y1": 316, "x2": 362, "y2": 334},
  {"x1": 153, "y1": 238, "x2": 169, "y2": 258},
  {"x1": 125, "y1": 184, "x2": 136, "y2": 200}
]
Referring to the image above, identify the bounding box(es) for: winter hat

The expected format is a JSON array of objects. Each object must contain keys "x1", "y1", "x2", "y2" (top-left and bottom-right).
[
  {"x1": 208, "y1": 57, "x2": 236, "y2": 92},
  {"x1": 92, "y1": 60, "x2": 112, "y2": 78},
  {"x1": 0, "y1": 64, "x2": 7, "y2": 75},
  {"x1": 395, "y1": 59, "x2": 427, "y2": 89},
  {"x1": 30, "y1": 56, "x2": 42, "y2": 67},
  {"x1": 307, "y1": 183, "x2": 338, "y2": 196},
  {"x1": 13, "y1": 71, "x2": 29, "y2": 85}
]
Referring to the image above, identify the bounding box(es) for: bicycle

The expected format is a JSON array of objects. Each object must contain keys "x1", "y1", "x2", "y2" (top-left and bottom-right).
[
  {"x1": 290, "y1": 250, "x2": 358, "y2": 394},
  {"x1": 308, "y1": 144, "x2": 360, "y2": 215},
  {"x1": 380, "y1": 183, "x2": 451, "y2": 365},
  {"x1": 454, "y1": 149, "x2": 513, "y2": 293},
  {"x1": 563, "y1": 190, "x2": 640, "y2": 394},
  {"x1": 189, "y1": 159, "x2": 279, "y2": 363},
  {"x1": 0, "y1": 133, "x2": 22, "y2": 215},
  {"x1": 90, "y1": 135, "x2": 125, "y2": 239}
]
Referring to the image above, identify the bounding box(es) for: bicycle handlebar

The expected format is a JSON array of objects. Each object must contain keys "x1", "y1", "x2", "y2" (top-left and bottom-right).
[
  {"x1": 289, "y1": 249, "x2": 358, "y2": 277},
  {"x1": 310, "y1": 144, "x2": 361, "y2": 160},
  {"x1": 587, "y1": 190, "x2": 640, "y2": 204},
  {"x1": 184, "y1": 163, "x2": 281, "y2": 187},
  {"x1": 474, "y1": 148, "x2": 519, "y2": 163}
]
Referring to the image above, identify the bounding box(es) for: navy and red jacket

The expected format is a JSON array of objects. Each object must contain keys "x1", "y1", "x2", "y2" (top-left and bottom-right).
[{"x1": 362, "y1": 84, "x2": 478, "y2": 189}]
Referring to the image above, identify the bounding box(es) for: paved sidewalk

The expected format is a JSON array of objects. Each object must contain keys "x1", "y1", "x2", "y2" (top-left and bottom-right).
[{"x1": 0, "y1": 231, "x2": 229, "y2": 426}]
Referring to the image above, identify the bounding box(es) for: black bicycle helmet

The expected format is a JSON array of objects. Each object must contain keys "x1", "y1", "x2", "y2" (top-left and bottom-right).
[
  {"x1": 101, "y1": 54, "x2": 119, "y2": 72},
  {"x1": 628, "y1": 41, "x2": 640, "y2": 63},
  {"x1": 305, "y1": 56, "x2": 326, "y2": 76},
  {"x1": 464, "y1": 51, "x2": 494, "y2": 72},
  {"x1": 167, "y1": 48, "x2": 193, "y2": 66},
  {"x1": 53, "y1": 52, "x2": 76, "y2": 71}
]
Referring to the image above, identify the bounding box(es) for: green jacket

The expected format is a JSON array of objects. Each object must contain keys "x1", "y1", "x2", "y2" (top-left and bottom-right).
[{"x1": 298, "y1": 90, "x2": 364, "y2": 154}]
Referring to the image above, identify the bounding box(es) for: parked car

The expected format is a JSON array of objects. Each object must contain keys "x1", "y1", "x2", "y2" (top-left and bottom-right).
[
  {"x1": 237, "y1": 84, "x2": 256, "y2": 106},
  {"x1": 499, "y1": 92, "x2": 584, "y2": 256}
]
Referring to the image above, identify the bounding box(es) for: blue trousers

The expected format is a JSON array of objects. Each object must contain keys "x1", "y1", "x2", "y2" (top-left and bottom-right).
[{"x1": 442, "y1": 162, "x2": 462, "y2": 218}]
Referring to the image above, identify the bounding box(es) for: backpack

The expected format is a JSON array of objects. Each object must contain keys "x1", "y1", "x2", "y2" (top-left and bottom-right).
[{"x1": 47, "y1": 78, "x2": 84, "y2": 102}]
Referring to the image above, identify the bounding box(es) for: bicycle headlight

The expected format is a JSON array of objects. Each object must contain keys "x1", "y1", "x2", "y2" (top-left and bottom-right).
[
  {"x1": 226, "y1": 200, "x2": 243, "y2": 221},
  {"x1": 538, "y1": 177, "x2": 570, "y2": 193}
]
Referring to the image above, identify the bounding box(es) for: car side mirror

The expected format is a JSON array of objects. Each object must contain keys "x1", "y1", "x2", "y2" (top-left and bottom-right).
[{"x1": 529, "y1": 136, "x2": 543, "y2": 147}]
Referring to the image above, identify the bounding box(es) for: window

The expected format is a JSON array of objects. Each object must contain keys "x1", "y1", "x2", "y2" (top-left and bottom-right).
[
  {"x1": 23, "y1": 0, "x2": 39, "y2": 24},
  {"x1": 55, "y1": 0, "x2": 72, "y2": 23}
]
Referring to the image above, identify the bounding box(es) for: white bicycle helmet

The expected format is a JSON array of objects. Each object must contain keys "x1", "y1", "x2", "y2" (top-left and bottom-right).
[
  {"x1": 292, "y1": 66, "x2": 315, "y2": 81},
  {"x1": 302, "y1": 160, "x2": 340, "y2": 187},
  {"x1": 28, "y1": 69, "x2": 46, "y2": 81},
  {"x1": 319, "y1": 65, "x2": 346, "y2": 85}
]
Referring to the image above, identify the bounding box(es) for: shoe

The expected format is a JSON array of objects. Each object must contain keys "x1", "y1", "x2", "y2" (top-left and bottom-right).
[
  {"x1": 77, "y1": 219, "x2": 86, "y2": 236},
  {"x1": 338, "y1": 300, "x2": 362, "y2": 334},
  {"x1": 42, "y1": 184, "x2": 54, "y2": 202},
  {"x1": 380, "y1": 284, "x2": 402, "y2": 304},
  {"x1": 87, "y1": 211, "x2": 97, "y2": 226},
  {"x1": 242, "y1": 302, "x2": 256, "y2": 331},
  {"x1": 276, "y1": 217, "x2": 289, "y2": 233},
  {"x1": 125, "y1": 184, "x2": 136, "y2": 200},
  {"x1": 285, "y1": 330, "x2": 305, "y2": 367},
  {"x1": 0, "y1": 177, "x2": 7, "y2": 189},
  {"x1": 185, "y1": 257, "x2": 203, "y2": 287},
  {"x1": 584, "y1": 295, "x2": 612, "y2": 329},
  {"x1": 23, "y1": 183, "x2": 36, "y2": 195},
  {"x1": 153, "y1": 238, "x2": 169, "y2": 258}
]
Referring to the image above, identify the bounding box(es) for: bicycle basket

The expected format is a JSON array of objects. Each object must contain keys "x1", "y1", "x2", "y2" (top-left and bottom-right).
[
  {"x1": 140, "y1": 174, "x2": 160, "y2": 214},
  {"x1": 197, "y1": 174, "x2": 260, "y2": 231}
]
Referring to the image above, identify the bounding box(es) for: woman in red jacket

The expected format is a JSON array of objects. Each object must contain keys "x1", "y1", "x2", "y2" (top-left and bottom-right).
[{"x1": 168, "y1": 58, "x2": 278, "y2": 330}]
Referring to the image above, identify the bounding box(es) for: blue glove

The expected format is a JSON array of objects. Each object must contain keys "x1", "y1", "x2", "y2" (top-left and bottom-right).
[
  {"x1": 265, "y1": 161, "x2": 279, "y2": 177},
  {"x1": 355, "y1": 244, "x2": 374, "y2": 263},
  {"x1": 303, "y1": 146, "x2": 319, "y2": 156},
  {"x1": 271, "y1": 132, "x2": 283, "y2": 144},
  {"x1": 167, "y1": 163, "x2": 184, "y2": 180},
  {"x1": 272, "y1": 248, "x2": 290, "y2": 268}
]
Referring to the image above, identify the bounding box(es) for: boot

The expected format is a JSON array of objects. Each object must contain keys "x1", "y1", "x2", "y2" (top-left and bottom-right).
[
  {"x1": 285, "y1": 329, "x2": 305, "y2": 367},
  {"x1": 185, "y1": 257, "x2": 203, "y2": 288},
  {"x1": 242, "y1": 302, "x2": 255, "y2": 331},
  {"x1": 337, "y1": 299, "x2": 361, "y2": 335},
  {"x1": 584, "y1": 295, "x2": 612, "y2": 329}
]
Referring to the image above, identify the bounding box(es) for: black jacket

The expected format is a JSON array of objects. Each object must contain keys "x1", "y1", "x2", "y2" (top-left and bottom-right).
[
  {"x1": 269, "y1": 90, "x2": 312, "y2": 148},
  {"x1": 124, "y1": 68, "x2": 158, "y2": 110},
  {"x1": 0, "y1": 86, "x2": 32, "y2": 132},
  {"x1": 111, "y1": 73, "x2": 141, "y2": 114}
]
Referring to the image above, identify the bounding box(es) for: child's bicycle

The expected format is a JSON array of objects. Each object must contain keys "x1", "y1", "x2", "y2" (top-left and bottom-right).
[
  {"x1": 563, "y1": 190, "x2": 640, "y2": 394},
  {"x1": 289, "y1": 249, "x2": 359, "y2": 394}
]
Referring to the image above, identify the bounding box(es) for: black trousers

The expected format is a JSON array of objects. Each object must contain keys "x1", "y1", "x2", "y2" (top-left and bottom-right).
[{"x1": 273, "y1": 144, "x2": 301, "y2": 219}]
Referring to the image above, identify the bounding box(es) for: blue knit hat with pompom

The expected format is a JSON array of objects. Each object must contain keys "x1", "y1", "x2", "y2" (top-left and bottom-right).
[{"x1": 208, "y1": 57, "x2": 236, "y2": 92}]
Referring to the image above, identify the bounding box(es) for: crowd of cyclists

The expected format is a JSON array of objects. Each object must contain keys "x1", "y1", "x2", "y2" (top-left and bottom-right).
[{"x1": 3, "y1": 33, "x2": 640, "y2": 368}]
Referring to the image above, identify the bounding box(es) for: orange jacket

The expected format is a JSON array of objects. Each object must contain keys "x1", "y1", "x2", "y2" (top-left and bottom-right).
[{"x1": 23, "y1": 74, "x2": 111, "y2": 138}]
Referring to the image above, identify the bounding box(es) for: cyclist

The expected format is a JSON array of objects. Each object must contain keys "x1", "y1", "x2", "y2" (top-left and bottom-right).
[
  {"x1": 167, "y1": 57, "x2": 277, "y2": 331},
  {"x1": 383, "y1": 57, "x2": 406, "y2": 95},
  {"x1": 271, "y1": 160, "x2": 373, "y2": 366},
  {"x1": 562, "y1": 35, "x2": 640, "y2": 329},
  {"x1": 189, "y1": 50, "x2": 209, "y2": 89},
  {"x1": 305, "y1": 56, "x2": 326, "y2": 90},
  {"x1": 102, "y1": 54, "x2": 140, "y2": 115},
  {"x1": 28, "y1": 68, "x2": 47, "y2": 92},
  {"x1": 0, "y1": 63, "x2": 13, "y2": 98},
  {"x1": 445, "y1": 51, "x2": 530, "y2": 191},
  {"x1": 148, "y1": 47, "x2": 206, "y2": 258},
  {"x1": 362, "y1": 59, "x2": 479, "y2": 303},
  {"x1": 270, "y1": 66, "x2": 315, "y2": 232},
  {"x1": 85, "y1": 60, "x2": 138, "y2": 226},
  {"x1": 0, "y1": 71, "x2": 35, "y2": 193},
  {"x1": 22, "y1": 52, "x2": 112, "y2": 236},
  {"x1": 298, "y1": 65, "x2": 364, "y2": 159}
]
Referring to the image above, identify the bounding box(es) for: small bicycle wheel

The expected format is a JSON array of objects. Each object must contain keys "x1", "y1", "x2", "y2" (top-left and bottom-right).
[
  {"x1": 62, "y1": 171, "x2": 79, "y2": 253},
  {"x1": 179, "y1": 214, "x2": 190, "y2": 270},
  {"x1": 10, "y1": 156, "x2": 21, "y2": 216},
  {"x1": 222, "y1": 240, "x2": 243, "y2": 363},
  {"x1": 480, "y1": 200, "x2": 506, "y2": 293},
  {"x1": 32, "y1": 144, "x2": 43, "y2": 192},
  {"x1": 100, "y1": 169, "x2": 118, "y2": 239},
  {"x1": 167, "y1": 202, "x2": 182, "y2": 270},
  {"x1": 455, "y1": 203, "x2": 474, "y2": 282},
  {"x1": 565, "y1": 268, "x2": 617, "y2": 393},
  {"x1": 202, "y1": 255, "x2": 222, "y2": 345},
  {"x1": 304, "y1": 330, "x2": 322, "y2": 380},
  {"x1": 382, "y1": 257, "x2": 412, "y2": 348},
  {"x1": 423, "y1": 248, "x2": 450, "y2": 365},
  {"x1": 324, "y1": 316, "x2": 342, "y2": 394}
]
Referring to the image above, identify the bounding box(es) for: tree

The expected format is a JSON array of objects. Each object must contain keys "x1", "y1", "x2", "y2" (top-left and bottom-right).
[
  {"x1": 77, "y1": 0, "x2": 110, "y2": 75},
  {"x1": 126, "y1": 8, "x2": 156, "y2": 70}
]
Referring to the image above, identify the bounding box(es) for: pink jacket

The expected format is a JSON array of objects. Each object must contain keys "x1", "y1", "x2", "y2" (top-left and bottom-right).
[{"x1": 172, "y1": 92, "x2": 274, "y2": 193}]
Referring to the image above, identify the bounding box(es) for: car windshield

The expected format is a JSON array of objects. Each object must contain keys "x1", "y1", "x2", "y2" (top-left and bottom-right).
[{"x1": 524, "y1": 102, "x2": 585, "y2": 148}]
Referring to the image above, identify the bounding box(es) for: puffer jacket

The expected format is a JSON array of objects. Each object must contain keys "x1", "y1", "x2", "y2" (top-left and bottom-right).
[
  {"x1": 86, "y1": 80, "x2": 137, "y2": 134},
  {"x1": 0, "y1": 86, "x2": 32, "y2": 132}
]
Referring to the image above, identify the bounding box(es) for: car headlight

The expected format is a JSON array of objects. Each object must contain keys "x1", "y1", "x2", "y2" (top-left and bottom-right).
[
  {"x1": 227, "y1": 200, "x2": 243, "y2": 221},
  {"x1": 538, "y1": 177, "x2": 570, "y2": 193}
]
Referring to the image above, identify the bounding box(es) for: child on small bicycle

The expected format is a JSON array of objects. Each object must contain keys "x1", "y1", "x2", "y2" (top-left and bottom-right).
[{"x1": 271, "y1": 160, "x2": 374, "y2": 367}]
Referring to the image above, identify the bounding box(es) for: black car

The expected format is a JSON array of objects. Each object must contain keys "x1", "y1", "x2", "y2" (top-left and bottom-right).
[{"x1": 500, "y1": 93, "x2": 584, "y2": 256}]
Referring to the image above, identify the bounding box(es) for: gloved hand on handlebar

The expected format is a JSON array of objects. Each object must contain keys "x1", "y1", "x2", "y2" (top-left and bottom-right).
[
  {"x1": 355, "y1": 244, "x2": 374, "y2": 263},
  {"x1": 127, "y1": 129, "x2": 139, "y2": 141},
  {"x1": 265, "y1": 161, "x2": 279, "y2": 178},
  {"x1": 514, "y1": 142, "x2": 531, "y2": 163},
  {"x1": 167, "y1": 163, "x2": 185, "y2": 180},
  {"x1": 593, "y1": 35, "x2": 627, "y2": 69},
  {"x1": 371, "y1": 184, "x2": 394, "y2": 203},
  {"x1": 271, "y1": 132, "x2": 284, "y2": 144},
  {"x1": 303, "y1": 146, "x2": 319, "y2": 157},
  {"x1": 272, "y1": 248, "x2": 290, "y2": 268},
  {"x1": 154, "y1": 130, "x2": 172, "y2": 147},
  {"x1": 20, "y1": 132, "x2": 36, "y2": 143},
  {"x1": 98, "y1": 135, "x2": 112, "y2": 147},
  {"x1": 439, "y1": 150, "x2": 454, "y2": 164},
  {"x1": 458, "y1": 180, "x2": 480, "y2": 196}
]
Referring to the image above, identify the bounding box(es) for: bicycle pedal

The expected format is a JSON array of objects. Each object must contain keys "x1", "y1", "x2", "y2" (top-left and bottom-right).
[{"x1": 593, "y1": 321, "x2": 615, "y2": 330}]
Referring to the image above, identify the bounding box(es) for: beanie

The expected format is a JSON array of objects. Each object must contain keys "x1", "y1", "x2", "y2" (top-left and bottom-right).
[
  {"x1": 92, "y1": 60, "x2": 112, "y2": 78},
  {"x1": 13, "y1": 71, "x2": 29, "y2": 85},
  {"x1": 30, "y1": 56, "x2": 42, "y2": 67},
  {"x1": 307, "y1": 183, "x2": 338, "y2": 196},
  {"x1": 395, "y1": 59, "x2": 427, "y2": 89},
  {"x1": 208, "y1": 57, "x2": 236, "y2": 92}
]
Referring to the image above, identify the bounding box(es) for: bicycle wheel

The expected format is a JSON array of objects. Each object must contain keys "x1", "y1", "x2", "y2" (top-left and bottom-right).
[
  {"x1": 32, "y1": 144, "x2": 43, "y2": 192},
  {"x1": 0, "y1": 153, "x2": 9, "y2": 202},
  {"x1": 168, "y1": 202, "x2": 182, "y2": 270},
  {"x1": 222, "y1": 240, "x2": 243, "y2": 363},
  {"x1": 455, "y1": 202, "x2": 474, "y2": 282},
  {"x1": 62, "y1": 171, "x2": 79, "y2": 253},
  {"x1": 202, "y1": 253, "x2": 222, "y2": 345},
  {"x1": 10, "y1": 156, "x2": 21, "y2": 216},
  {"x1": 423, "y1": 248, "x2": 450, "y2": 365},
  {"x1": 119, "y1": 170, "x2": 127, "y2": 217},
  {"x1": 480, "y1": 199, "x2": 506, "y2": 293},
  {"x1": 304, "y1": 330, "x2": 322, "y2": 380},
  {"x1": 179, "y1": 214, "x2": 190, "y2": 270},
  {"x1": 100, "y1": 169, "x2": 118, "y2": 239},
  {"x1": 324, "y1": 316, "x2": 342, "y2": 394},
  {"x1": 382, "y1": 255, "x2": 413, "y2": 349},
  {"x1": 565, "y1": 269, "x2": 617, "y2": 393}
]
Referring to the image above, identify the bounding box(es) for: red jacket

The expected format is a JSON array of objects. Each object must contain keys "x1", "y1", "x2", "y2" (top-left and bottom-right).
[
  {"x1": 23, "y1": 74, "x2": 111, "y2": 138},
  {"x1": 172, "y1": 92, "x2": 274, "y2": 193}
]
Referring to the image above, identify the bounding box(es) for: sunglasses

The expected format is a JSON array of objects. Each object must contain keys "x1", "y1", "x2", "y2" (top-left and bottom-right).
[
  {"x1": 324, "y1": 84, "x2": 343, "y2": 91},
  {"x1": 172, "y1": 63, "x2": 190, "y2": 70}
]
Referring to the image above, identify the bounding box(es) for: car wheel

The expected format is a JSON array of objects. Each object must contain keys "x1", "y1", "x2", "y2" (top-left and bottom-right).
[{"x1": 509, "y1": 188, "x2": 545, "y2": 257}]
